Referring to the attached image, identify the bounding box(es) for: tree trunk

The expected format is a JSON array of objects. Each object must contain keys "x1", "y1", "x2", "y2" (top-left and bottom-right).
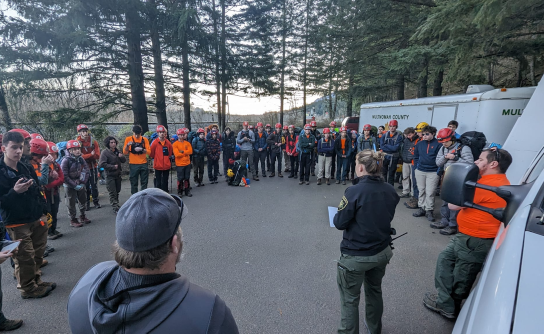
[
  {"x1": 432, "y1": 69, "x2": 443, "y2": 96},
  {"x1": 328, "y1": 47, "x2": 334, "y2": 120},
  {"x1": 417, "y1": 57, "x2": 428, "y2": 98},
  {"x1": 346, "y1": 70, "x2": 354, "y2": 117},
  {"x1": 180, "y1": 1, "x2": 191, "y2": 131},
  {"x1": 529, "y1": 55, "x2": 536, "y2": 86},
  {"x1": 333, "y1": 80, "x2": 338, "y2": 120},
  {"x1": 149, "y1": 0, "x2": 167, "y2": 130},
  {"x1": 212, "y1": 0, "x2": 222, "y2": 130},
  {"x1": 220, "y1": 0, "x2": 227, "y2": 129},
  {"x1": 302, "y1": 0, "x2": 310, "y2": 126},
  {"x1": 487, "y1": 62, "x2": 494, "y2": 85},
  {"x1": 0, "y1": 81, "x2": 13, "y2": 131},
  {"x1": 396, "y1": 74, "x2": 404, "y2": 100},
  {"x1": 279, "y1": 0, "x2": 286, "y2": 126},
  {"x1": 126, "y1": 8, "x2": 149, "y2": 133}
]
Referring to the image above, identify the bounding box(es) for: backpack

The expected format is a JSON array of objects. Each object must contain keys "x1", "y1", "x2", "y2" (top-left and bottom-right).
[
  {"x1": 459, "y1": 131, "x2": 487, "y2": 160},
  {"x1": 229, "y1": 160, "x2": 247, "y2": 186},
  {"x1": 56, "y1": 141, "x2": 69, "y2": 164},
  {"x1": 187, "y1": 131, "x2": 196, "y2": 144}
]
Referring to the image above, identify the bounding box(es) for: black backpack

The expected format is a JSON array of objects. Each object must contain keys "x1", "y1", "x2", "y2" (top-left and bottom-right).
[
  {"x1": 459, "y1": 131, "x2": 486, "y2": 160},
  {"x1": 229, "y1": 160, "x2": 247, "y2": 186}
]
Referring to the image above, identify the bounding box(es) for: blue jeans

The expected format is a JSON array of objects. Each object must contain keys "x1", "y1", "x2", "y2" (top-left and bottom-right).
[{"x1": 336, "y1": 156, "x2": 349, "y2": 181}]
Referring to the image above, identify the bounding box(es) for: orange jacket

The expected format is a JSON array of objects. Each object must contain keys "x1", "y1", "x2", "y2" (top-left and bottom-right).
[
  {"x1": 77, "y1": 135, "x2": 100, "y2": 168},
  {"x1": 123, "y1": 136, "x2": 150, "y2": 165},
  {"x1": 173, "y1": 140, "x2": 193, "y2": 167},
  {"x1": 150, "y1": 139, "x2": 173, "y2": 170}
]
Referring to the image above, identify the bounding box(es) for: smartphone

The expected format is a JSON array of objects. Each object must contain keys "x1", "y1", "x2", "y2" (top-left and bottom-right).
[{"x1": 1, "y1": 241, "x2": 20, "y2": 254}]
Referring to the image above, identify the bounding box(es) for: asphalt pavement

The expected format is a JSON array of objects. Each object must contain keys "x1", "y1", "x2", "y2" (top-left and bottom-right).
[{"x1": 1, "y1": 168, "x2": 455, "y2": 334}]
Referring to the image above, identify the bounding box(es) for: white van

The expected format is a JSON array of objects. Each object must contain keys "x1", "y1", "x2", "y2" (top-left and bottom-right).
[
  {"x1": 358, "y1": 86, "x2": 535, "y2": 145},
  {"x1": 443, "y1": 78, "x2": 544, "y2": 333}
]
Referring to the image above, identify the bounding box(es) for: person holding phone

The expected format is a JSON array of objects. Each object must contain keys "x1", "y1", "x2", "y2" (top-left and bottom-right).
[{"x1": 0, "y1": 131, "x2": 56, "y2": 300}]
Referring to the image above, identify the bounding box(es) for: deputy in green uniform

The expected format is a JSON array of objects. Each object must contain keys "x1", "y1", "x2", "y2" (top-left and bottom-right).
[{"x1": 334, "y1": 149, "x2": 400, "y2": 334}]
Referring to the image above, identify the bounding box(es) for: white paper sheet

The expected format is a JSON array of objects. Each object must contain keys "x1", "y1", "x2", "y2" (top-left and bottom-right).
[{"x1": 328, "y1": 206, "x2": 338, "y2": 228}]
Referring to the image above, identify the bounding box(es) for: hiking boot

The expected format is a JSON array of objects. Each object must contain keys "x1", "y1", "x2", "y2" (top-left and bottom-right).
[
  {"x1": 342, "y1": 180, "x2": 346, "y2": 185},
  {"x1": 0, "y1": 319, "x2": 23, "y2": 331},
  {"x1": 317, "y1": 178, "x2": 322, "y2": 185},
  {"x1": 306, "y1": 181, "x2": 310, "y2": 185},
  {"x1": 430, "y1": 221, "x2": 448, "y2": 229},
  {"x1": 350, "y1": 173, "x2": 354, "y2": 180},
  {"x1": 38, "y1": 281, "x2": 57, "y2": 291},
  {"x1": 46, "y1": 245, "x2": 55, "y2": 253},
  {"x1": 278, "y1": 173, "x2": 283, "y2": 178},
  {"x1": 86, "y1": 202, "x2": 91, "y2": 211},
  {"x1": 426, "y1": 210, "x2": 435, "y2": 222},
  {"x1": 184, "y1": 188, "x2": 193, "y2": 197},
  {"x1": 400, "y1": 193, "x2": 410, "y2": 198},
  {"x1": 398, "y1": 185, "x2": 403, "y2": 189},
  {"x1": 404, "y1": 197, "x2": 419, "y2": 209},
  {"x1": 288, "y1": 174, "x2": 294, "y2": 178},
  {"x1": 326, "y1": 178, "x2": 330, "y2": 185},
  {"x1": 253, "y1": 175, "x2": 259, "y2": 181},
  {"x1": 440, "y1": 226, "x2": 458, "y2": 236},
  {"x1": 311, "y1": 172, "x2": 315, "y2": 176},
  {"x1": 269, "y1": 173, "x2": 275, "y2": 177},
  {"x1": 285, "y1": 168, "x2": 290, "y2": 173},
  {"x1": 196, "y1": 183, "x2": 201, "y2": 187},
  {"x1": 80, "y1": 215, "x2": 91, "y2": 224},
  {"x1": 262, "y1": 173, "x2": 267, "y2": 177},
  {"x1": 70, "y1": 219, "x2": 83, "y2": 228},
  {"x1": 299, "y1": 181, "x2": 303, "y2": 185},
  {"x1": 21, "y1": 285, "x2": 53, "y2": 299},
  {"x1": 48, "y1": 233, "x2": 60, "y2": 240},
  {"x1": 335, "y1": 180, "x2": 340, "y2": 184},
  {"x1": 423, "y1": 292, "x2": 456, "y2": 319},
  {"x1": 200, "y1": 182, "x2": 205, "y2": 187},
  {"x1": 413, "y1": 208, "x2": 426, "y2": 217},
  {"x1": 94, "y1": 202, "x2": 101, "y2": 209},
  {"x1": 53, "y1": 230, "x2": 63, "y2": 237},
  {"x1": 113, "y1": 208, "x2": 119, "y2": 214},
  {"x1": 40, "y1": 259, "x2": 48, "y2": 268}
]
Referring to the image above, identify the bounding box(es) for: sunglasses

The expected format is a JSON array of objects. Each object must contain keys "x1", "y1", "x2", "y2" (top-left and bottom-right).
[
  {"x1": 423, "y1": 133, "x2": 432, "y2": 136},
  {"x1": 484, "y1": 148, "x2": 500, "y2": 163}
]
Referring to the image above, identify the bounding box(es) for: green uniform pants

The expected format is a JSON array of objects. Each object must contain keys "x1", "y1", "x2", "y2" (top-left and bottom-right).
[
  {"x1": 129, "y1": 163, "x2": 148, "y2": 194},
  {"x1": 106, "y1": 176, "x2": 122, "y2": 210},
  {"x1": 337, "y1": 246, "x2": 393, "y2": 334},
  {"x1": 435, "y1": 233, "x2": 494, "y2": 314}
]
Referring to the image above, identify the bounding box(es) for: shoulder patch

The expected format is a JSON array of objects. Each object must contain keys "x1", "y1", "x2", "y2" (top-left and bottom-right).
[{"x1": 338, "y1": 196, "x2": 348, "y2": 211}]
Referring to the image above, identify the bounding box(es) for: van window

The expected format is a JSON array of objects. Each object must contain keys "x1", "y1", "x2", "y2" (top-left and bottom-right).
[{"x1": 524, "y1": 153, "x2": 544, "y2": 184}]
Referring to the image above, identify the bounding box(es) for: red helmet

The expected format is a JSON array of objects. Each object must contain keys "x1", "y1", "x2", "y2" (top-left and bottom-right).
[
  {"x1": 197, "y1": 128, "x2": 205, "y2": 134},
  {"x1": 30, "y1": 138, "x2": 49, "y2": 155},
  {"x1": 329, "y1": 121, "x2": 336, "y2": 127},
  {"x1": 47, "y1": 141, "x2": 58, "y2": 153},
  {"x1": 389, "y1": 120, "x2": 398, "y2": 127},
  {"x1": 77, "y1": 124, "x2": 88, "y2": 132},
  {"x1": 288, "y1": 125, "x2": 295, "y2": 129},
  {"x1": 249, "y1": 125, "x2": 254, "y2": 129},
  {"x1": 304, "y1": 124, "x2": 311, "y2": 130},
  {"x1": 351, "y1": 130, "x2": 358, "y2": 135},
  {"x1": 323, "y1": 128, "x2": 330, "y2": 134},
  {"x1": 437, "y1": 128, "x2": 454, "y2": 143},
  {"x1": 176, "y1": 128, "x2": 184, "y2": 135},
  {"x1": 310, "y1": 121, "x2": 317, "y2": 127},
  {"x1": 66, "y1": 140, "x2": 81, "y2": 150},
  {"x1": 363, "y1": 124, "x2": 372, "y2": 131},
  {"x1": 30, "y1": 133, "x2": 44, "y2": 140},
  {"x1": 256, "y1": 122, "x2": 263, "y2": 127},
  {"x1": 340, "y1": 126, "x2": 347, "y2": 132},
  {"x1": 275, "y1": 123, "x2": 282, "y2": 129},
  {"x1": 8, "y1": 129, "x2": 31, "y2": 139},
  {"x1": 156, "y1": 125, "x2": 166, "y2": 132},
  {"x1": 283, "y1": 125, "x2": 288, "y2": 130},
  {"x1": 265, "y1": 124, "x2": 271, "y2": 128},
  {"x1": 243, "y1": 121, "x2": 249, "y2": 127}
]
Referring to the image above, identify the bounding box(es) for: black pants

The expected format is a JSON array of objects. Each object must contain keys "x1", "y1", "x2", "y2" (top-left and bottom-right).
[
  {"x1": 208, "y1": 159, "x2": 219, "y2": 181},
  {"x1": 382, "y1": 156, "x2": 399, "y2": 186},
  {"x1": 254, "y1": 150, "x2": 267, "y2": 175},
  {"x1": 310, "y1": 150, "x2": 317, "y2": 174},
  {"x1": 193, "y1": 156, "x2": 205, "y2": 183},
  {"x1": 223, "y1": 151, "x2": 234, "y2": 175},
  {"x1": 266, "y1": 149, "x2": 271, "y2": 171},
  {"x1": 346, "y1": 154, "x2": 356, "y2": 176},
  {"x1": 46, "y1": 192, "x2": 60, "y2": 234},
  {"x1": 290, "y1": 155, "x2": 298, "y2": 176},
  {"x1": 299, "y1": 153, "x2": 312, "y2": 181},
  {"x1": 155, "y1": 170, "x2": 170, "y2": 193},
  {"x1": 270, "y1": 151, "x2": 282, "y2": 174},
  {"x1": 86, "y1": 166, "x2": 99, "y2": 204}
]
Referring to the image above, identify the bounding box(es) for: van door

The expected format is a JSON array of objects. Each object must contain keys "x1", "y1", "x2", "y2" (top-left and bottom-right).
[{"x1": 431, "y1": 105, "x2": 458, "y2": 129}]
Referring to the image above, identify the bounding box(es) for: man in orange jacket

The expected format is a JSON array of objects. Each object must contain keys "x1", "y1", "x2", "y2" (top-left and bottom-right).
[
  {"x1": 77, "y1": 124, "x2": 101, "y2": 210},
  {"x1": 173, "y1": 128, "x2": 193, "y2": 197},
  {"x1": 150, "y1": 125, "x2": 173, "y2": 193}
]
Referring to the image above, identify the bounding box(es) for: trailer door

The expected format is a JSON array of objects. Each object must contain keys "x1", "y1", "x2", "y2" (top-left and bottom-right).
[{"x1": 431, "y1": 105, "x2": 458, "y2": 129}]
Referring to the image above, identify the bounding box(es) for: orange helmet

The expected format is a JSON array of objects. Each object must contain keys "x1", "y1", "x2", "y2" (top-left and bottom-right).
[
  {"x1": 30, "y1": 138, "x2": 49, "y2": 155},
  {"x1": 437, "y1": 128, "x2": 454, "y2": 143}
]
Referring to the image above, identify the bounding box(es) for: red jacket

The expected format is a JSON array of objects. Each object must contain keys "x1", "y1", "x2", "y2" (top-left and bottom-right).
[
  {"x1": 285, "y1": 133, "x2": 298, "y2": 156},
  {"x1": 150, "y1": 139, "x2": 173, "y2": 171},
  {"x1": 45, "y1": 161, "x2": 64, "y2": 197},
  {"x1": 77, "y1": 135, "x2": 100, "y2": 168}
]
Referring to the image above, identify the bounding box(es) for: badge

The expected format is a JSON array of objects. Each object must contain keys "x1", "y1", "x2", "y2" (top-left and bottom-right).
[{"x1": 338, "y1": 196, "x2": 348, "y2": 211}]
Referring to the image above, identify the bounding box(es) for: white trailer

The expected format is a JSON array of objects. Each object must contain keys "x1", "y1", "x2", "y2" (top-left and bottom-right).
[{"x1": 358, "y1": 86, "x2": 535, "y2": 145}]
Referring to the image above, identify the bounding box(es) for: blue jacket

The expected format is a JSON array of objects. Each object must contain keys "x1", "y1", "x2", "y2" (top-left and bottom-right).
[
  {"x1": 192, "y1": 137, "x2": 207, "y2": 157},
  {"x1": 413, "y1": 138, "x2": 442, "y2": 172},
  {"x1": 253, "y1": 132, "x2": 268, "y2": 151},
  {"x1": 379, "y1": 131, "x2": 403, "y2": 156},
  {"x1": 317, "y1": 138, "x2": 335, "y2": 157}
]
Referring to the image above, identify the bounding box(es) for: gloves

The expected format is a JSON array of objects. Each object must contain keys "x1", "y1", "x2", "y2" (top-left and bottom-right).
[{"x1": 74, "y1": 184, "x2": 84, "y2": 191}]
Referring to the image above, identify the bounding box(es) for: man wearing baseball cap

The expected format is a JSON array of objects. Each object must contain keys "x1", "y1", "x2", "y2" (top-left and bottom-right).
[{"x1": 67, "y1": 188, "x2": 239, "y2": 333}]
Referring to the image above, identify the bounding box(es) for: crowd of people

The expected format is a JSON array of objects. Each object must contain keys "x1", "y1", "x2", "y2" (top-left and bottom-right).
[{"x1": 0, "y1": 117, "x2": 513, "y2": 333}]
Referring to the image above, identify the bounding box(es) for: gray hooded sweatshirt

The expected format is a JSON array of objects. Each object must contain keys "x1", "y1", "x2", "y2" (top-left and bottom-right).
[
  {"x1": 435, "y1": 142, "x2": 474, "y2": 170},
  {"x1": 68, "y1": 261, "x2": 239, "y2": 334}
]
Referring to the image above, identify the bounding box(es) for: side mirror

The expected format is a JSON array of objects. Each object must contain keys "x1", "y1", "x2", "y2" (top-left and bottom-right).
[{"x1": 441, "y1": 163, "x2": 479, "y2": 206}]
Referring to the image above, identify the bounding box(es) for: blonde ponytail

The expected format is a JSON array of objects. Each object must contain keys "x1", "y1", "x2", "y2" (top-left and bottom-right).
[{"x1": 356, "y1": 149, "x2": 385, "y2": 175}]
